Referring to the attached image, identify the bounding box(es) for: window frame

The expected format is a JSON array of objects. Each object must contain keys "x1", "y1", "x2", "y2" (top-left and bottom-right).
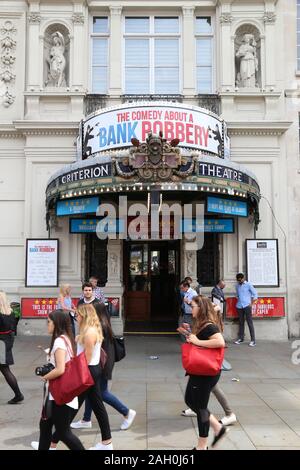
[
  {"x1": 90, "y1": 16, "x2": 110, "y2": 94},
  {"x1": 195, "y1": 15, "x2": 215, "y2": 95},
  {"x1": 122, "y1": 15, "x2": 182, "y2": 95}
]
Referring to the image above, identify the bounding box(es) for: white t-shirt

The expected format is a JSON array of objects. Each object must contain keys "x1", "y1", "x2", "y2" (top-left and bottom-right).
[
  {"x1": 77, "y1": 339, "x2": 101, "y2": 365},
  {"x1": 48, "y1": 335, "x2": 78, "y2": 409}
]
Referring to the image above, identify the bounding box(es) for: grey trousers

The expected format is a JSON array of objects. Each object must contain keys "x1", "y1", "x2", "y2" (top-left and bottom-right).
[
  {"x1": 237, "y1": 305, "x2": 255, "y2": 342},
  {"x1": 212, "y1": 383, "x2": 232, "y2": 416}
]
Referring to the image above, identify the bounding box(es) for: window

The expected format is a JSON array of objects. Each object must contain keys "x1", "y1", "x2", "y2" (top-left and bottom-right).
[
  {"x1": 124, "y1": 16, "x2": 180, "y2": 94},
  {"x1": 196, "y1": 17, "x2": 213, "y2": 94},
  {"x1": 91, "y1": 17, "x2": 109, "y2": 93},
  {"x1": 297, "y1": 0, "x2": 300, "y2": 70}
]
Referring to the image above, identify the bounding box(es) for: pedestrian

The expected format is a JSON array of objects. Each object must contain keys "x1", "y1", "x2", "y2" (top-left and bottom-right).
[
  {"x1": 184, "y1": 296, "x2": 229, "y2": 450},
  {"x1": 180, "y1": 281, "x2": 198, "y2": 330},
  {"x1": 0, "y1": 291, "x2": 24, "y2": 404},
  {"x1": 77, "y1": 282, "x2": 101, "y2": 309},
  {"x1": 71, "y1": 303, "x2": 136, "y2": 431},
  {"x1": 80, "y1": 277, "x2": 106, "y2": 304},
  {"x1": 234, "y1": 273, "x2": 258, "y2": 347},
  {"x1": 211, "y1": 280, "x2": 226, "y2": 317},
  {"x1": 31, "y1": 310, "x2": 85, "y2": 450},
  {"x1": 57, "y1": 284, "x2": 77, "y2": 337}
]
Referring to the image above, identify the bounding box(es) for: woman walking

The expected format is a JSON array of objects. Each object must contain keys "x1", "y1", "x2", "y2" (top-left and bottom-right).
[
  {"x1": 33, "y1": 310, "x2": 84, "y2": 450},
  {"x1": 184, "y1": 296, "x2": 229, "y2": 450},
  {"x1": 57, "y1": 284, "x2": 76, "y2": 337},
  {"x1": 71, "y1": 303, "x2": 136, "y2": 431},
  {"x1": 0, "y1": 291, "x2": 24, "y2": 404}
]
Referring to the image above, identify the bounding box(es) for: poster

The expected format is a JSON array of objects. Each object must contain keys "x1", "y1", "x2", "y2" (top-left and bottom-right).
[
  {"x1": 226, "y1": 297, "x2": 285, "y2": 318},
  {"x1": 25, "y1": 239, "x2": 59, "y2": 287},
  {"x1": 246, "y1": 239, "x2": 279, "y2": 287}
]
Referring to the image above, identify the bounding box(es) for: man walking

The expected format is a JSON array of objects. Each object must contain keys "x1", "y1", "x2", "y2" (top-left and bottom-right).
[
  {"x1": 80, "y1": 276, "x2": 106, "y2": 304},
  {"x1": 180, "y1": 281, "x2": 198, "y2": 329},
  {"x1": 234, "y1": 273, "x2": 258, "y2": 347},
  {"x1": 77, "y1": 282, "x2": 101, "y2": 308},
  {"x1": 211, "y1": 279, "x2": 226, "y2": 316}
]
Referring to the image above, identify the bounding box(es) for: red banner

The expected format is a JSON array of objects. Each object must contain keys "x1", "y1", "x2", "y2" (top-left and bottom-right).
[
  {"x1": 226, "y1": 297, "x2": 285, "y2": 318},
  {"x1": 21, "y1": 297, "x2": 119, "y2": 318}
]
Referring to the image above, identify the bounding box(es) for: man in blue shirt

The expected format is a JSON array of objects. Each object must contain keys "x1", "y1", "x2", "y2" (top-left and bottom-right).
[
  {"x1": 180, "y1": 281, "x2": 198, "y2": 328},
  {"x1": 234, "y1": 273, "x2": 258, "y2": 347}
]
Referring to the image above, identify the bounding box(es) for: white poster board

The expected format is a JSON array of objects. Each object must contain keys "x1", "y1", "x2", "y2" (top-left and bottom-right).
[
  {"x1": 25, "y1": 239, "x2": 59, "y2": 287},
  {"x1": 246, "y1": 239, "x2": 279, "y2": 287}
]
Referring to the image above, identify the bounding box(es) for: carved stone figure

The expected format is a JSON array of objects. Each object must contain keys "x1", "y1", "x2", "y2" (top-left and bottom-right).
[
  {"x1": 236, "y1": 34, "x2": 258, "y2": 88},
  {"x1": 46, "y1": 31, "x2": 66, "y2": 87},
  {"x1": 186, "y1": 252, "x2": 195, "y2": 276},
  {"x1": 110, "y1": 253, "x2": 118, "y2": 276}
]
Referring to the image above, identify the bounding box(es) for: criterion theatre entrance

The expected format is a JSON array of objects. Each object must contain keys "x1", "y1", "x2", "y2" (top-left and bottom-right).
[{"x1": 124, "y1": 240, "x2": 180, "y2": 331}]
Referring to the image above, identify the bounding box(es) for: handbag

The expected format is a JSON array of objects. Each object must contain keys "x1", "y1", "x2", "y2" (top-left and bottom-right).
[
  {"x1": 113, "y1": 336, "x2": 126, "y2": 362},
  {"x1": 49, "y1": 336, "x2": 94, "y2": 405},
  {"x1": 181, "y1": 343, "x2": 224, "y2": 376},
  {"x1": 100, "y1": 347, "x2": 107, "y2": 369}
]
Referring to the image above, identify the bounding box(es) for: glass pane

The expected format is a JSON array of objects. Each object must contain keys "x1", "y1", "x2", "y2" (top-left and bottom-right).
[
  {"x1": 155, "y1": 67, "x2": 179, "y2": 94},
  {"x1": 196, "y1": 38, "x2": 212, "y2": 66},
  {"x1": 168, "y1": 250, "x2": 175, "y2": 274},
  {"x1": 125, "y1": 17, "x2": 149, "y2": 33},
  {"x1": 196, "y1": 17, "x2": 212, "y2": 34},
  {"x1": 129, "y1": 245, "x2": 148, "y2": 291},
  {"x1": 150, "y1": 251, "x2": 160, "y2": 275},
  {"x1": 154, "y1": 17, "x2": 179, "y2": 33},
  {"x1": 155, "y1": 39, "x2": 179, "y2": 66},
  {"x1": 92, "y1": 66, "x2": 107, "y2": 93},
  {"x1": 125, "y1": 39, "x2": 149, "y2": 66},
  {"x1": 93, "y1": 17, "x2": 108, "y2": 33},
  {"x1": 125, "y1": 67, "x2": 149, "y2": 94},
  {"x1": 197, "y1": 66, "x2": 212, "y2": 93},
  {"x1": 93, "y1": 38, "x2": 108, "y2": 65}
]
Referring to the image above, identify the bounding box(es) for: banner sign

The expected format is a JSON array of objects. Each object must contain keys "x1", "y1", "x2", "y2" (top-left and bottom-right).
[
  {"x1": 70, "y1": 218, "x2": 121, "y2": 233},
  {"x1": 207, "y1": 196, "x2": 248, "y2": 217},
  {"x1": 83, "y1": 103, "x2": 226, "y2": 158},
  {"x1": 246, "y1": 239, "x2": 279, "y2": 287},
  {"x1": 226, "y1": 297, "x2": 285, "y2": 318},
  {"x1": 25, "y1": 239, "x2": 59, "y2": 287},
  {"x1": 199, "y1": 162, "x2": 259, "y2": 189},
  {"x1": 59, "y1": 163, "x2": 112, "y2": 185},
  {"x1": 56, "y1": 197, "x2": 99, "y2": 216},
  {"x1": 183, "y1": 218, "x2": 234, "y2": 233},
  {"x1": 21, "y1": 297, "x2": 120, "y2": 318}
]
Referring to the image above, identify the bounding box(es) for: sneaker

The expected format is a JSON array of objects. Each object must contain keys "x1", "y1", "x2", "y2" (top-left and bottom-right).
[
  {"x1": 211, "y1": 425, "x2": 230, "y2": 448},
  {"x1": 220, "y1": 413, "x2": 237, "y2": 426},
  {"x1": 70, "y1": 419, "x2": 92, "y2": 429},
  {"x1": 181, "y1": 408, "x2": 197, "y2": 417},
  {"x1": 234, "y1": 339, "x2": 243, "y2": 345},
  {"x1": 249, "y1": 341, "x2": 256, "y2": 347},
  {"x1": 7, "y1": 394, "x2": 24, "y2": 404},
  {"x1": 30, "y1": 441, "x2": 56, "y2": 450},
  {"x1": 120, "y1": 409, "x2": 136, "y2": 430},
  {"x1": 89, "y1": 442, "x2": 113, "y2": 450}
]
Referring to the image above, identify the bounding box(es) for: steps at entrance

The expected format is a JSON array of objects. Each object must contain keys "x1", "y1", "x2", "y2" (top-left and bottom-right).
[{"x1": 124, "y1": 321, "x2": 178, "y2": 336}]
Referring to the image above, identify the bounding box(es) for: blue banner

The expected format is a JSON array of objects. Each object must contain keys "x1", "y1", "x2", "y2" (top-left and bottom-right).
[
  {"x1": 70, "y1": 218, "x2": 123, "y2": 233},
  {"x1": 207, "y1": 196, "x2": 248, "y2": 217},
  {"x1": 183, "y1": 218, "x2": 234, "y2": 233},
  {"x1": 56, "y1": 197, "x2": 99, "y2": 216}
]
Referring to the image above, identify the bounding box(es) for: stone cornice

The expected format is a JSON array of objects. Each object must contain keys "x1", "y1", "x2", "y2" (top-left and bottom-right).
[
  {"x1": 11, "y1": 121, "x2": 78, "y2": 136},
  {"x1": 227, "y1": 121, "x2": 292, "y2": 136}
]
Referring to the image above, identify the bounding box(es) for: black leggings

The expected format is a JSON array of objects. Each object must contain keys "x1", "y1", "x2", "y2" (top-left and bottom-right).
[
  {"x1": 52, "y1": 364, "x2": 111, "y2": 444},
  {"x1": 39, "y1": 402, "x2": 84, "y2": 450},
  {"x1": 0, "y1": 364, "x2": 22, "y2": 397},
  {"x1": 185, "y1": 373, "x2": 220, "y2": 438}
]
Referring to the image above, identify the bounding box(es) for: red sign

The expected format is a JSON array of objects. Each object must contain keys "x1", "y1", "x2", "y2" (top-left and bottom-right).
[
  {"x1": 21, "y1": 297, "x2": 120, "y2": 318},
  {"x1": 226, "y1": 297, "x2": 285, "y2": 318}
]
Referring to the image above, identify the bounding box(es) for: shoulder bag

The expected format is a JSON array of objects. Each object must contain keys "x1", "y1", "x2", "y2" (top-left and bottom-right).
[
  {"x1": 181, "y1": 343, "x2": 224, "y2": 376},
  {"x1": 113, "y1": 335, "x2": 126, "y2": 362}
]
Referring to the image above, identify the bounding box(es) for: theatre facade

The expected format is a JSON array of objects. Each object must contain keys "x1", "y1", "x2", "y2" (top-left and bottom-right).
[{"x1": 0, "y1": 0, "x2": 296, "y2": 339}]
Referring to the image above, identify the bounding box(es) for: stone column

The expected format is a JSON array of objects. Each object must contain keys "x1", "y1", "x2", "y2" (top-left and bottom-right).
[
  {"x1": 104, "y1": 239, "x2": 124, "y2": 335},
  {"x1": 219, "y1": 7, "x2": 234, "y2": 92},
  {"x1": 71, "y1": 5, "x2": 85, "y2": 91},
  {"x1": 182, "y1": 6, "x2": 195, "y2": 97},
  {"x1": 108, "y1": 6, "x2": 122, "y2": 98},
  {"x1": 263, "y1": 5, "x2": 276, "y2": 90},
  {"x1": 182, "y1": 241, "x2": 198, "y2": 287},
  {"x1": 27, "y1": 2, "x2": 41, "y2": 91}
]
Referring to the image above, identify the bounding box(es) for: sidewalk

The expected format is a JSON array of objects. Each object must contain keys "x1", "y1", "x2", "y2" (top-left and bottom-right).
[{"x1": 1, "y1": 335, "x2": 300, "y2": 450}]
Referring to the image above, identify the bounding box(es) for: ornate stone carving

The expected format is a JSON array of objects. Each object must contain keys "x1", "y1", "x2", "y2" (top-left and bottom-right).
[
  {"x1": 235, "y1": 25, "x2": 261, "y2": 89},
  {"x1": 45, "y1": 31, "x2": 66, "y2": 87},
  {"x1": 186, "y1": 251, "x2": 196, "y2": 277},
  {"x1": 182, "y1": 6, "x2": 195, "y2": 17},
  {"x1": 220, "y1": 14, "x2": 233, "y2": 24},
  {"x1": 72, "y1": 13, "x2": 84, "y2": 25},
  {"x1": 28, "y1": 13, "x2": 42, "y2": 24},
  {"x1": 0, "y1": 20, "x2": 16, "y2": 107},
  {"x1": 263, "y1": 12, "x2": 276, "y2": 24}
]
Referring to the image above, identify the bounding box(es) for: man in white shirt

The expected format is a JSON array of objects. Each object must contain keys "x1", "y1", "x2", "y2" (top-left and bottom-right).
[{"x1": 180, "y1": 281, "x2": 198, "y2": 329}]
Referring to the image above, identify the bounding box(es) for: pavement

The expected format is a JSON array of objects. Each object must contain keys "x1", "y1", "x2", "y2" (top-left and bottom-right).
[{"x1": 1, "y1": 335, "x2": 300, "y2": 450}]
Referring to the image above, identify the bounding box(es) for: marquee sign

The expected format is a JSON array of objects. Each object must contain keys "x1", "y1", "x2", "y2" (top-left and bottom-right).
[
  {"x1": 82, "y1": 103, "x2": 227, "y2": 158},
  {"x1": 226, "y1": 297, "x2": 285, "y2": 318}
]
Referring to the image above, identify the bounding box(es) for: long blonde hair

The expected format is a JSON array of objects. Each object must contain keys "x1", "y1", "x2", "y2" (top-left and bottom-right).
[
  {"x1": 59, "y1": 284, "x2": 71, "y2": 297},
  {"x1": 0, "y1": 291, "x2": 12, "y2": 316},
  {"x1": 77, "y1": 304, "x2": 103, "y2": 345}
]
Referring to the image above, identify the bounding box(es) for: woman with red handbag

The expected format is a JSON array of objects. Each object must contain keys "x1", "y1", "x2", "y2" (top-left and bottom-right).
[
  {"x1": 184, "y1": 296, "x2": 229, "y2": 450},
  {"x1": 33, "y1": 310, "x2": 85, "y2": 450}
]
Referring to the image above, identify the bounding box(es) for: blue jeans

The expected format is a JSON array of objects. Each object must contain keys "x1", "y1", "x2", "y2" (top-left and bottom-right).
[{"x1": 83, "y1": 377, "x2": 129, "y2": 421}]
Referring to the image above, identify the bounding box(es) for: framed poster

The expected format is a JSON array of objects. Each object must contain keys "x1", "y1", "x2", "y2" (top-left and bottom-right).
[
  {"x1": 25, "y1": 239, "x2": 59, "y2": 288},
  {"x1": 246, "y1": 239, "x2": 279, "y2": 287}
]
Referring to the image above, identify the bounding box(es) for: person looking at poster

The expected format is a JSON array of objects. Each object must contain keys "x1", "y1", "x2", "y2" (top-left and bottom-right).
[{"x1": 234, "y1": 273, "x2": 258, "y2": 347}]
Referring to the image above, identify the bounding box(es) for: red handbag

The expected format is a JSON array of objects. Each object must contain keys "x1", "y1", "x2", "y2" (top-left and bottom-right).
[
  {"x1": 49, "y1": 336, "x2": 94, "y2": 405},
  {"x1": 181, "y1": 343, "x2": 224, "y2": 376}
]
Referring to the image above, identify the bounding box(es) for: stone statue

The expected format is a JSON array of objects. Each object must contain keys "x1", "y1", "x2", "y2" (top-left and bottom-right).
[
  {"x1": 46, "y1": 31, "x2": 66, "y2": 87},
  {"x1": 110, "y1": 253, "x2": 118, "y2": 276},
  {"x1": 236, "y1": 33, "x2": 258, "y2": 88},
  {"x1": 186, "y1": 252, "x2": 195, "y2": 276}
]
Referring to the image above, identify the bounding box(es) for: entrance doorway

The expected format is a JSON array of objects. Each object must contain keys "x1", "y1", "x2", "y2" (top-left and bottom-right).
[{"x1": 124, "y1": 241, "x2": 180, "y2": 327}]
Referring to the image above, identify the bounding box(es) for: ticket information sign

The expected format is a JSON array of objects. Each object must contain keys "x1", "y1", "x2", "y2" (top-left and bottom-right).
[
  {"x1": 25, "y1": 239, "x2": 59, "y2": 287},
  {"x1": 246, "y1": 239, "x2": 279, "y2": 287}
]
